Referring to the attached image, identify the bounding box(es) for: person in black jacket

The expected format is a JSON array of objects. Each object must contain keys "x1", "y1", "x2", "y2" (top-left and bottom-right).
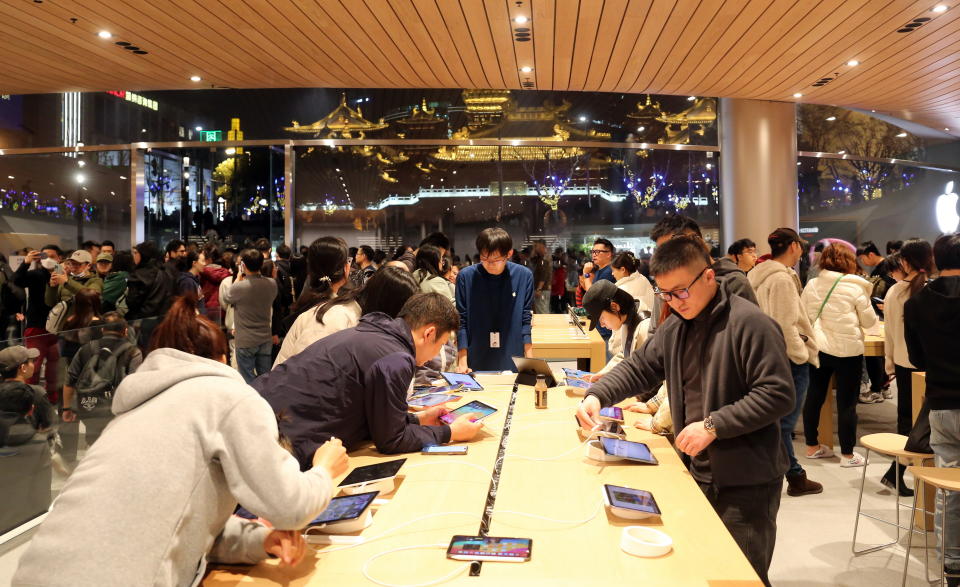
[
  {"x1": 577, "y1": 236, "x2": 794, "y2": 587},
  {"x1": 126, "y1": 242, "x2": 176, "y2": 349},
  {"x1": 13, "y1": 249, "x2": 59, "y2": 401},
  {"x1": 253, "y1": 293, "x2": 484, "y2": 469},
  {"x1": 904, "y1": 233, "x2": 960, "y2": 583}
]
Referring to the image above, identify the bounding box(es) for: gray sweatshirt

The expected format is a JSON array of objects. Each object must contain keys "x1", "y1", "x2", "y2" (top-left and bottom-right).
[
  {"x1": 13, "y1": 349, "x2": 333, "y2": 587},
  {"x1": 222, "y1": 274, "x2": 277, "y2": 348}
]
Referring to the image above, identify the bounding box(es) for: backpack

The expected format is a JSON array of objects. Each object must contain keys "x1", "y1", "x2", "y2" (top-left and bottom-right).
[
  {"x1": 74, "y1": 341, "x2": 135, "y2": 416},
  {"x1": 45, "y1": 300, "x2": 71, "y2": 334}
]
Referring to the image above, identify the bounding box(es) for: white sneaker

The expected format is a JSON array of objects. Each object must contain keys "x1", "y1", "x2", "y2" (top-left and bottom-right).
[
  {"x1": 841, "y1": 452, "x2": 866, "y2": 468},
  {"x1": 859, "y1": 392, "x2": 883, "y2": 404},
  {"x1": 806, "y1": 445, "x2": 835, "y2": 459},
  {"x1": 882, "y1": 387, "x2": 894, "y2": 400}
]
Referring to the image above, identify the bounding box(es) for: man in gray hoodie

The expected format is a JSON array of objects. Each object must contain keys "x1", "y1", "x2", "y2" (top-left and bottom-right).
[
  {"x1": 14, "y1": 347, "x2": 346, "y2": 587},
  {"x1": 577, "y1": 236, "x2": 794, "y2": 586}
]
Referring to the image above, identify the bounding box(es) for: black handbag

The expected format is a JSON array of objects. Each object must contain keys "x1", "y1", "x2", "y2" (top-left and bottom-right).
[{"x1": 904, "y1": 397, "x2": 933, "y2": 455}]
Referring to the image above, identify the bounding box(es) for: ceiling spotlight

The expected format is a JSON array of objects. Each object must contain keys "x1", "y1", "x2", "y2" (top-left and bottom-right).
[
  {"x1": 933, "y1": 4, "x2": 948, "y2": 12},
  {"x1": 98, "y1": 31, "x2": 112, "y2": 39},
  {"x1": 896, "y1": 132, "x2": 908, "y2": 137},
  {"x1": 793, "y1": 92, "x2": 803, "y2": 98},
  {"x1": 826, "y1": 116, "x2": 837, "y2": 121},
  {"x1": 75, "y1": 173, "x2": 85, "y2": 184},
  {"x1": 847, "y1": 59, "x2": 860, "y2": 66},
  {"x1": 77, "y1": 160, "x2": 86, "y2": 167},
  {"x1": 195, "y1": 126, "x2": 202, "y2": 131},
  {"x1": 190, "y1": 75, "x2": 202, "y2": 82},
  {"x1": 520, "y1": 66, "x2": 533, "y2": 73},
  {"x1": 514, "y1": 15, "x2": 528, "y2": 24}
]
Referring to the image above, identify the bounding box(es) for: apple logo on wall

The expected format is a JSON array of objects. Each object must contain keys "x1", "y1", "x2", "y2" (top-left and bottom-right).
[{"x1": 937, "y1": 181, "x2": 960, "y2": 233}]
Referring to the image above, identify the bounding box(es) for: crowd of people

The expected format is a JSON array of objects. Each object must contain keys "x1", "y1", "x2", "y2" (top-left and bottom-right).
[{"x1": 1, "y1": 218, "x2": 959, "y2": 587}]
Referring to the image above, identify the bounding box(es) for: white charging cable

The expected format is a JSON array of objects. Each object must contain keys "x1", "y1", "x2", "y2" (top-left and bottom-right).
[
  {"x1": 312, "y1": 511, "x2": 481, "y2": 555},
  {"x1": 505, "y1": 422, "x2": 600, "y2": 461},
  {"x1": 492, "y1": 498, "x2": 604, "y2": 526},
  {"x1": 361, "y1": 543, "x2": 471, "y2": 587}
]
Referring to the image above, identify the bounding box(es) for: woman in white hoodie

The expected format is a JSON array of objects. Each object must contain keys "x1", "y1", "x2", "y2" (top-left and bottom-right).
[
  {"x1": 14, "y1": 296, "x2": 348, "y2": 587},
  {"x1": 880, "y1": 239, "x2": 934, "y2": 495},
  {"x1": 611, "y1": 251, "x2": 655, "y2": 313},
  {"x1": 800, "y1": 244, "x2": 878, "y2": 468}
]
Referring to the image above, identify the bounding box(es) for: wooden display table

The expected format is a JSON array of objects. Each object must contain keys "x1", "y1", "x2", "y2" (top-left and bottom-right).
[
  {"x1": 815, "y1": 329, "x2": 884, "y2": 451},
  {"x1": 530, "y1": 313, "x2": 606, "y2": 372},
  {"x1": 203, "y1": 374, "x2": 761, "y2": 586}
]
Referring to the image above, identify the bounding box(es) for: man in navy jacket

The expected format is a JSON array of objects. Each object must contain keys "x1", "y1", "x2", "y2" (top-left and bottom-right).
[
  {"x1": 455, "y1": 228, "x2": 534, "y2": 372},
  {"x1": 254, "y1": 293, "x2": 483, "y2": 469}
]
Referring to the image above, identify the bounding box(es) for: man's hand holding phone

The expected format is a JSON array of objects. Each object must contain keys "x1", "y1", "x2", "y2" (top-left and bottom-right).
[
  {"x1": 576, "y1": 395, "x2": 601, "y2": 430},
  {"x1": 448, "y1": 412, "x2": 483, "y2": 442}
]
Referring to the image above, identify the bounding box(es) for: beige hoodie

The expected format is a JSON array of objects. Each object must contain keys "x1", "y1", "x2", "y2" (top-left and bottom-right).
[
  {"x1": 14, "y1": 349, "x2": 333, "y2": 587},
  {"x1": 748, "y1": 259, "x2": 819, "y2": 367}
]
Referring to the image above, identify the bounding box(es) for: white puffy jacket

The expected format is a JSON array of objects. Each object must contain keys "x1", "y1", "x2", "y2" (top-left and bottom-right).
[{"x1": 801, "y1": 270, "x2": 878, "y2": 357}]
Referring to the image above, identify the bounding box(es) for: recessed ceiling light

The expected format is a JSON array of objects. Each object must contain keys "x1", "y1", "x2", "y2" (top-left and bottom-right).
[
  {"x1": 933, "y1": 4, "x2": 948, "y2": 13},
  {"x1": 514, "y1": 15, "x2": 528, "y2": 24},
  {"x1": 520, "y1": 66, "x2": 532, "y2": 73},
  {"x1": 826, "y1": 116, "x2": 837, "y2": 121},
  {"x1": 77, "y1": 160, "x2": 86, "y2": 167},
  {"x1": 847, "y1": 59, "x2": 860, "y2": 66},
  {"x1": 793, "y1": 93, "x2": 803, "y2": 98},
  {"x1": 98, "y1": 31, "x2": 112, "y2": 39},
  {"x1": 896, "y1": 132, "x2": 908, "y2": 137},
  {"x1": 190, "y1": 75, "x2": 202, "y2": 82}
]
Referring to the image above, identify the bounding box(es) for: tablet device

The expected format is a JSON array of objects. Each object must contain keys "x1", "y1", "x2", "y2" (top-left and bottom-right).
[
  {"x1": 603, "y1": 485, "x2": 661, "y2": 516},
  {"x1": 562, "y1": 367, "x2": 593, "y2": 380},
  {"x1": 511, "y1": 356, "x2": 557, "y2": 387},
  {"x1": 408, "y1": 393, "x2": 462, "y2": 407},
  {"x1": 447, "y1": 535, "x2": 532, "y2": 562},
  {"x1": 412, "y1": 384, "x2": 463, "y2": 398},
  {"x1": 568, "y1": 306, "x2": 587, "y2": 335},
  {"x1": 600, "y1": 437, "x2": 658, "y2": 465},
  {"x1": 441, "y1": 372, "x2": 484, "y2": 391},
  {"x1": 599, "y1": 406, "x2": 624, "y2": 423},
  {"x1": 337, "y1": 459, "x2": 407, "y2": 488},
  {"x1": 306, "y1": 491, "x2": 379, "y2": 526},
  {"x1": 565, "y1": 378, "x2": 592, "y2": 390},
  {"x1": 439, "y1": 400, "x2": 497, "y2": 424}
]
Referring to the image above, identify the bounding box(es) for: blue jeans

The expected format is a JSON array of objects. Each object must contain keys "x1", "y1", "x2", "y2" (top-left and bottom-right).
[
  {"x1": 930, "y1": 409, "x2": 960, "y2": 571},
  {"x1": 236, "y1": 341, "x2": 273, "y2": 384},
  {"x1": 783, "y1": 362, "x2": 809, "y2": 476}
]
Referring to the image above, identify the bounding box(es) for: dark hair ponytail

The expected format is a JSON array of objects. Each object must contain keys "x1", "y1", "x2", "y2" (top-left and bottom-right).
[
  {"x1": 413, "y1": 244, "x2": 443, "y2": 280},
  {"x1": 149, "y1": 294, "x2": 228, "y2": 360},
  {"x1": 611, "y1": 251, "x2": 638, "y2": 274},
  {"x1": 899, "y1": 239, "x2": 934, "y2": 299},
  {"x1": 292, "y1": 236, "x2": 348, "y2": 314}
]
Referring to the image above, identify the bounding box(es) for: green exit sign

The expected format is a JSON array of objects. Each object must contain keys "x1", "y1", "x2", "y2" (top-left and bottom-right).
[{"x1": 200, "y1": 130, "x2": 222, "y2": 142}]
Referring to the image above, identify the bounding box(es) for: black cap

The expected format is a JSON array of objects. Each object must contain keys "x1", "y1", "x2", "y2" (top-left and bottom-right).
[{"x1": 581, "y1": 280, "x2": 619, "y2": 331}]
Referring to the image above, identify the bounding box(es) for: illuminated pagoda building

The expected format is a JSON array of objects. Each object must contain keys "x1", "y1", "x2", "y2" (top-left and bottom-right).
[
  {"x1": 656, "y1": 97, "x2": 717, "y2": 145},
  {"x1": 625, "y1": 95, "x2": 667, "y2": 142},
  {"x1": 284, "y1": 93, "x2": 388, "y2": 138},
  {"x1": 395, "y1": 98, "x2": 448, "y2": 142},
  {"x1": 434, "y1": 90, "x2": 611, "y2": 163}
]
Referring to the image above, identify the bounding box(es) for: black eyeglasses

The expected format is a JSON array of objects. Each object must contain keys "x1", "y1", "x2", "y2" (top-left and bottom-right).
[
  {"x1": 654, "y1": 266, "x2": 709, "y2": 302},
  {"x1": 590, "y1": 249, "x2": 611, "y2": 255}
]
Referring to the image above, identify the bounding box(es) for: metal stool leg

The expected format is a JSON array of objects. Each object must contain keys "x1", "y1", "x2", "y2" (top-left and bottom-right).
[
  {"x1": 902, "y1": 487, "x2": 921, "y2": 587},
  {"x1": 855, "y1": 448, "x2": 903, "y2": 555}
]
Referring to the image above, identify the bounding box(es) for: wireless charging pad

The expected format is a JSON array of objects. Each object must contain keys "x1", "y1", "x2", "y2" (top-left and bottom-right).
[
  {"x1": 340, "y1": 477, "x2": 396, "y2": 496},
  {"x1": 305, "y1": 509, "x2": 374, "y2": 538},
  {"x1": 620, "y1": 526, "x2": 673, "y2": 558},
  {"x1": 586, "y1": 439, "x2": 624, "y2": 462}
]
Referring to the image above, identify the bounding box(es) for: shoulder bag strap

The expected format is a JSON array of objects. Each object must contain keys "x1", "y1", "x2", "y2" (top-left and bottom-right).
[{"x1": 815, "y1": 275, "x2": 845, "y2": 322}]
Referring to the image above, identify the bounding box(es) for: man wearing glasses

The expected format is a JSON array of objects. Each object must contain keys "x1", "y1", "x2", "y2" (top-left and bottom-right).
[
  {"x1": 576, "y1": 235, "x2": 793, "y2": 586},
  {"x1": 455, "y1": 228, "x2": 534, "y2": 372},
  {"x1": 582, "y1": 238, "x2": 617, "y2": 340}
]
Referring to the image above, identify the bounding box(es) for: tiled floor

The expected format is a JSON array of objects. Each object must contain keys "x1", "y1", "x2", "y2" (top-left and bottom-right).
[{"x1": 0, "y1": 380, "x2": 943, "y2": 586}]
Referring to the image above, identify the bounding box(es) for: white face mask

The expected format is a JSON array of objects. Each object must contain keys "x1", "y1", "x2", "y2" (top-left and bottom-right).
[{"x1": 40, "y1": 258, "x2": 58, "y2": 271}]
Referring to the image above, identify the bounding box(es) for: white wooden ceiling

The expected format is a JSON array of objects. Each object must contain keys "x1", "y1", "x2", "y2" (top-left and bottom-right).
[{"x1": 2, "y1": 0, "x2": 959, "y2": 135}]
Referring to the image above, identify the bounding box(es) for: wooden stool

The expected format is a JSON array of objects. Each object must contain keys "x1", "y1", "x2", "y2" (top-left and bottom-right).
[
  {"x1": 902, "y1": 467, "x2": 960, "y2": 587},
  {"x1": 853, "y1": 433, "x2": 934, "y2": 556}
]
